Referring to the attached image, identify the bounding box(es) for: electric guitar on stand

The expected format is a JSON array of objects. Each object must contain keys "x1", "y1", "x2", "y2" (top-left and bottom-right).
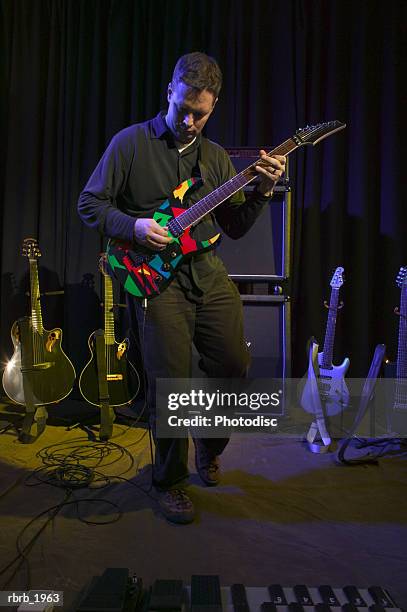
[
  {"x1": 2, "y1": 238, "x2": 76, "y2": 406},
  {"x1": 392, "y1": 266, "x2": 407, "y2": 412},
  {"x1": 79, "y1": 255, "x2": 140, "y2": 408},
  {"x1": 300, "y1": 267, "x2": 350, "y2": 416},
  {"x1": 106, "y1": 121, "x2": 346, "y2": 299}
]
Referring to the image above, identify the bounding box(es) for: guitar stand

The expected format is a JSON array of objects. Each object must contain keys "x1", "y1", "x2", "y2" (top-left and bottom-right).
[
  {"x1": 19, "y1": 404, "x2": 48, "y2": 444},
  {"x1": 337, "y1": 344, "x2": 386, "y2": 465},
  {"x1": 95, "y1": 330, "x2": 115, "y2": 441},
  {"x1": 305, "y1": 337, "x2": 332, "y2": 454}
]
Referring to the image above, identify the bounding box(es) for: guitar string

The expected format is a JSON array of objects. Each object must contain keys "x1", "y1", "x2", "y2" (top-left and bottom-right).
[
  {"x1": 177, "y1": 123, "x2": 344, "y2": 231},
  {"x1": 395, "y1": 283, "x2": 407, "y2": 405},
  {"x1": 106, "y1": 273, "x2": 111, "y2": 376},
  {"x1": 177, "y1": 138, "x2": 298, "y2": 231},
  {"x1": 105, "y1": 272, "x2": 114, "y2": 377},
  {"x1": 322, "y1": 287, "x2": 340, "y2": 368},
  {"x1": 31, "y1": 260, "x2": 40, "y2": 366},
  {"x1": 35, "y1": 261, "x2": 44, "y2": 365}
]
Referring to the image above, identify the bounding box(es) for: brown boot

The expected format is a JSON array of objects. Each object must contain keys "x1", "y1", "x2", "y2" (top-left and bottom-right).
[{"x1": 156, "y1": 488, "x2": 195, "y2": 524}]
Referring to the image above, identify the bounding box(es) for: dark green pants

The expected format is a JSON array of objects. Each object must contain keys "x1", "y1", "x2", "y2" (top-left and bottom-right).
[{"x1": 127, "y1": 262, "x2": 250, "y2": 489}]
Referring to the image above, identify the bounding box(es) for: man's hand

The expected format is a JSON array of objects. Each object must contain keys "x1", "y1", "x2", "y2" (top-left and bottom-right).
[
  {"x1": 255, "y1": 151, "x2": 286, "y2": 197},
  {"x1": 134, "y1": 218, "x2": 172, "y2": 250}
]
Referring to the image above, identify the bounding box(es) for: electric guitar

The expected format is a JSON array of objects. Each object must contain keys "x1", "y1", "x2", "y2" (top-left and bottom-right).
[
  {"x1": 79, "y1": 255, "x2": 140, "y2": 407},
  {"x1": 2, "y1": 238, "x2": 76, "y2": 406},
  {"x1": 107, "y1": 121, "x2": 346, "y2": 299},
  {"x1": 393, "y1": 266, "x2": 407, "y2": 411},
  {"x1": 300, "y1": 267, "x2": 350, "y2": 416}
]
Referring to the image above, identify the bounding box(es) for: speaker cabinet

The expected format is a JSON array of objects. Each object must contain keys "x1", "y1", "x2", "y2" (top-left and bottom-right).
[
  {"x1": 220, "y1": 149, "x2": 291, "y2": 281},
  {"x1": 242, "y1": 295, "x2": 291, "y2": 379},
  {"x1": 216, "y1": 190, "x2": 287, "y2": 278}
]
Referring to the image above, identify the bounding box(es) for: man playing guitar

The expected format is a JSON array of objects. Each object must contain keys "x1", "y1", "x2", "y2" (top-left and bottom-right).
[{"x1": 78, "y1": 52, "x2": 285, "y2": 524}]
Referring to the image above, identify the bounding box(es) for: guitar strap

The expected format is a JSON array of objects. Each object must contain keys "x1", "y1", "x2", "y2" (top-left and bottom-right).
[
  {"x1": 94, "y1": 330, "x2": 115, "y2": 441},
  {"x1": 305, "y1": 337, "x2": 332, "y2": 453}
]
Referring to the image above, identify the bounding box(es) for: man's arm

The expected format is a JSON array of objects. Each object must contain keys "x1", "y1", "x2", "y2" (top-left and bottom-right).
[
  {"x1": 77, "y1": 134, "x2": 136, "y2": 243},
  {"x1": 78, "y1": 133, "x2": 172, "y2": 251},
  {"x1": 214, "y1": 150, "x2": 286, "y2": 239}
]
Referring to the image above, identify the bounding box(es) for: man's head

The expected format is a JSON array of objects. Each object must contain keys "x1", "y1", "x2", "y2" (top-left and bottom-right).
[{"x1": 165, "y1": 52, "x2": 222, "y2": 145}]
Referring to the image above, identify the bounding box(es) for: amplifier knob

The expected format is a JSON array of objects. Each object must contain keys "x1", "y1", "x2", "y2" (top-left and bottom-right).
[{"x1": 162, "y1": 263, "x2": 171, "y2": 271}]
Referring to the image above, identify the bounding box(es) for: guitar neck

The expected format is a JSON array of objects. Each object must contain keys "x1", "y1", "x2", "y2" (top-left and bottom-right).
[
  {"x1": 29, "y1": 259, "x2": 43, "y2": 334},
  {"x1": 396, "y1": 284, "x2": 407, "y2": 379},
  {"x1": 321, "y1": 288, "x2": 340, "y2": 368},
  {"x1": 104, "y1": 275, "x2": 115, "y2": 345},
  {"x1": 175, "y1": 138, "x2": 299, "y2": 230}
]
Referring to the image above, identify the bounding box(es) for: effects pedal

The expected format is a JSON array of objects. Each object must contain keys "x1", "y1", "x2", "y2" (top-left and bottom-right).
[
  {"x1": 148, "y1": 579, "x2": 184, "y2": 611},
  {"x1": 191, "y1": 575, "x2": 222, "y2": 612}
]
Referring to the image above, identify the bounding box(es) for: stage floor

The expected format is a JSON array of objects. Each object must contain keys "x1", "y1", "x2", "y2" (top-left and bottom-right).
[{"x1": 0, "y1": 399, "x2": 406, "y2": 610}]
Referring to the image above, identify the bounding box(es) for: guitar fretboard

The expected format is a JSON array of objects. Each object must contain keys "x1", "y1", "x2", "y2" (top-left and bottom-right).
[
  {"x1": 104, "y1": 275, "x2": 115, "y2": 345},
  {"x1": 172, "y1": 138, "x2": 299, "y2": 231},
  {"x1": 395, "y1": 282, "x2": 407, "y2": 409},
  {"x1": 321, "y1": 288, "x2": 340, "y2": 368},
  {"x1": 397, "y1": 283, "x2": 407, "y2": 379},
  {"x1": 29, "y1": 259, "x2": 43, "y2": 335}
]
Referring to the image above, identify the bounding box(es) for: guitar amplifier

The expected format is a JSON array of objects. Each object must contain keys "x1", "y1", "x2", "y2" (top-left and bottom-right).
[
  {"x1": 217, "y1": 148, "x2": 291, "y2": 280},
  {"x1": 241, "y1": 295, "x2": 291, "y2": 379},
  {"x1": 191, "y1": 295, "x2": 291, "y2": 379}
]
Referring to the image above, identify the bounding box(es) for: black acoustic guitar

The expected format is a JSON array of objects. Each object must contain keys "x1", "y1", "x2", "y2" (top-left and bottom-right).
[
  {"x1": 79, "y1": 255, "x2": 140, "y2": 407},
  {"x1": 2, "y1": 238, "x2": 76, "y2": 406}
]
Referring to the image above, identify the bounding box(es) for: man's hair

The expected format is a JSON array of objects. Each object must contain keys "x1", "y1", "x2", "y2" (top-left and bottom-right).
[{"x1": 171, "y1": 52, "x2": 223, "y2": 99}]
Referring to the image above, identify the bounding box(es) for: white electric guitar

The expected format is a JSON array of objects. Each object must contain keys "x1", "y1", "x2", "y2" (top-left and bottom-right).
[{"x1": 301, "y1": 267, "x2": 350, "y2": 416}]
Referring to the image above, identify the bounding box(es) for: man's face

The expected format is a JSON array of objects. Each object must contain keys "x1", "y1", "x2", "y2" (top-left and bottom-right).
[{"x1": 165, "y1": 80, "x2": 217, "y2": 145}]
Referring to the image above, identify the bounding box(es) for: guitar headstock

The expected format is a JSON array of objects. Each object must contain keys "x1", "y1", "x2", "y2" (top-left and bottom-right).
[
  {"x1": 396, "y1": 266, "x2": 407, "y2": 289},
  {"x1": 22, "y1": 238, "x2": 41, "y2": 259},
  {"x1": 330, "y1": 266, "x2": 345, "y2": 289},
  {"x1": 295, "y1": 121, "x2": 346, "y2": 146}
]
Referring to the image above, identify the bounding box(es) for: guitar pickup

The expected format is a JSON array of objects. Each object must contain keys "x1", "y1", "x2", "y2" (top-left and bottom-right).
[{"x1": 106, "y1": 374, "x2": 123, "y2": 381}]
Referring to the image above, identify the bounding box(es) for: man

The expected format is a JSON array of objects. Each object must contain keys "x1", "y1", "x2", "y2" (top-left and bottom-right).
[{"x1": 78, "y1": 52, "x2": 285, "y2": 524}]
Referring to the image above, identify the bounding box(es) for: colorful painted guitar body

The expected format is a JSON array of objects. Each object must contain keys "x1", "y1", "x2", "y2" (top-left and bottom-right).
[
  {"x1": 107, "y1": 121, "x2": 346, "y2": 299},
  {"x1": 107, "y1": 178, "x2": 221, "y2": 299}
]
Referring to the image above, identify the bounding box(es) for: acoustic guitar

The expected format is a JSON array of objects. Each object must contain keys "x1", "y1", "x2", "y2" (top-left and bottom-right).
[
  {"x1": 2, "y1": 238, "x2": 76, "y2": 406},
  {"x1": 79, "y1": 255, "x2": 140, "y2": 407}
]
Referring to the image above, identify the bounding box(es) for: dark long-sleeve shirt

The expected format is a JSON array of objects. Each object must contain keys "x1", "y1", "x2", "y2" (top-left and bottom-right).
[{"x1": 78, "y1": 112, "x2": 271, "y2": 295}]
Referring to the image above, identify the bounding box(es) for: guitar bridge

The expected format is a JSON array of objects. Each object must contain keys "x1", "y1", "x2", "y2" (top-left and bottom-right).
[
  {"x1": 21, "y1": 362, "x2": 54, "y2": 371},
  {"x1": 106, "y1": 374, "x2": 123, "y2": 381}
]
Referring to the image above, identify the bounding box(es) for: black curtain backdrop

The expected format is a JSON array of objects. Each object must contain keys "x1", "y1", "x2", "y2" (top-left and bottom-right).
[{"x1": 1, "y1": 0, "x2": 406, "y2": 380}]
